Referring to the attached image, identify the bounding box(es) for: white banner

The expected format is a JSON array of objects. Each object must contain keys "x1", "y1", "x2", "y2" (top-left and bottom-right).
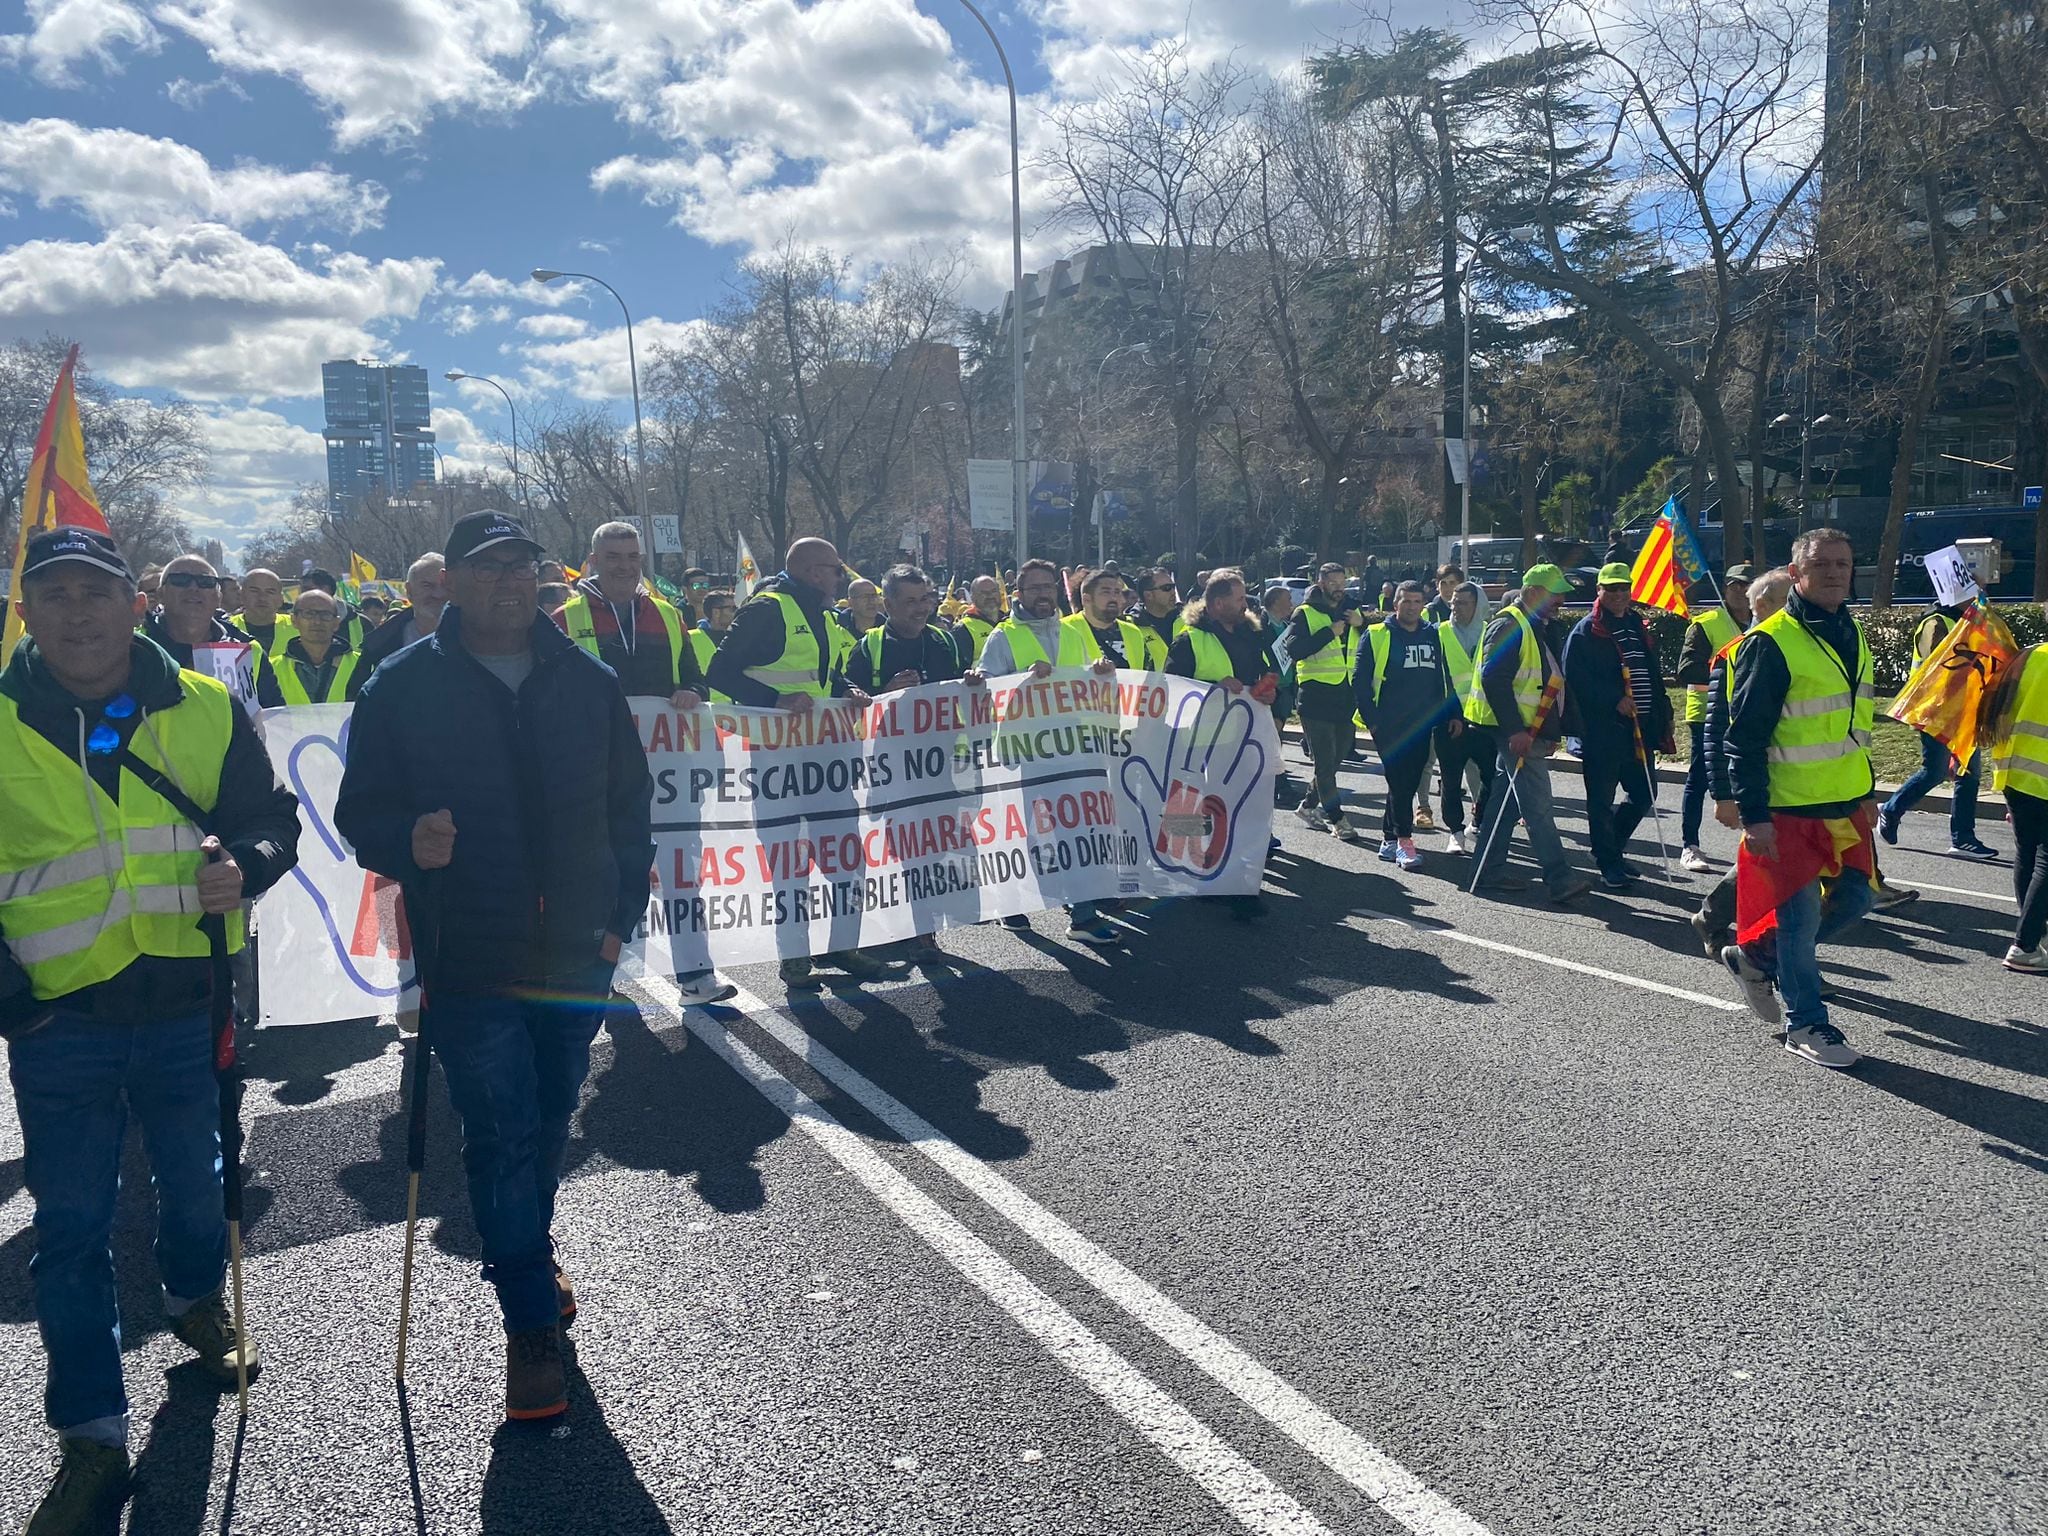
[
  {"x1": 967, "y1": 458, "x2": 1014, "y2": 531},
  {"x1": 255, "y1": 705, "x2": 419, "y2": 1025},
  {"x1": 254, "y1": 677, "x2": 1277, "y2": 1021}
]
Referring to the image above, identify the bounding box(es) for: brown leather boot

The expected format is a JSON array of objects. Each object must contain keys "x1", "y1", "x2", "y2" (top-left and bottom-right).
[
  {"x1": 553, "y1": 1257, "x2": 576, "y2": 1325},
  {"x1": 505, "y1": 1327, "x2": 567, "y2": 1421}
]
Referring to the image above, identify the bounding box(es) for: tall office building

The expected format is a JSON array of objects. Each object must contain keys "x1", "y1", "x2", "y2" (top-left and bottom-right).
[{"x1": 322, "y1": 360, "x2": 436, "y2": 514}]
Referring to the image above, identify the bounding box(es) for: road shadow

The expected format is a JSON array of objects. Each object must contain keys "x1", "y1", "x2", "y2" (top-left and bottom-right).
[
  {"x1": 127, "y1": 1362, "x2": 237, "y2": 1536},
  {"x1": 1854, "y1": 1054, "x2": 2048, "y2": 1168},
  {"x1": 328, "y1": 1045, "x2": 480, "y2": 1265},
  {"x1": 478, "y1": 1338, "x2": 672, "y2": 1536},
  {"x1": 575, "y1": 995, "x2": 792, "y2": 1214},
  {"x1": 244, "y1": 1015, "x2": 394, "y2": 1108},
  {"x1": 1843, "y1": 990, "x2": 2048, "y2": 1080}
]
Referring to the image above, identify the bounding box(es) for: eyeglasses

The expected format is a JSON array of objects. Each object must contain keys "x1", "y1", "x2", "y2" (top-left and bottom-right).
[
  {"x1": 462, "y1": 558, "x2": 540, "y2": 582},
  {"x1": 292, "y1": 607, "x2": 339, "y2": 620},
  {"x1": 161, "y1": 572, "x2": 219, "y2": 590}
]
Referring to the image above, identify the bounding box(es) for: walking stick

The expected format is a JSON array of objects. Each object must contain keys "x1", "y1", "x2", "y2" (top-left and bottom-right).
[
  {"x1": 1617, "y1": 657, "x2": 1675, "y2": 875},
  {"x1": 1466, "y1": 668, "x2": 1562, "y2": 894},
  {"x1": 394, "y1": 876, "x2": 440, "y2": 1385},
  {"x1": 200, "y1": 852, "x2": 250, "y2": 1420}
]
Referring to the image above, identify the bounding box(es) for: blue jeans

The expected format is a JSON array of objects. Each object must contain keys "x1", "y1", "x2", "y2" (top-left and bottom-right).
[
  {"x1": 1682, "y1": 721, "x2": 1708, "y2": 846},
  {"x1": 7, "y1": 1010, "x2": 225, "y2": 1439},
  {"x1": 1776, "y1": 868, "x2": 1878, "y2": 1031},
  {"x1": 1883, "y1": 731, "x2": 1979, "y2": 842},
  {"x1": 1473, "y1": 749, "x2": 1576, "y2": 895},
  {"x1": 429, "y1": 963, "x2": 614, "y2": 1333}
]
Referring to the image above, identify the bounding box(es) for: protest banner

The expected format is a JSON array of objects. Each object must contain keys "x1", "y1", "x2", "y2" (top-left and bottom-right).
[
  {"x1": 192, "y1": 639, "x2": 258, "y2": 718},
  {"x1": 256, "y1": 704, "x2": 419, "y2": 1025},
  {"x1": 254, "y1": 674, "x2": 1277, "y2": 1021}
]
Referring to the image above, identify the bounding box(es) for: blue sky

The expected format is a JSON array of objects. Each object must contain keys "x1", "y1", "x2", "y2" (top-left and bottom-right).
[{"x1": 0, "y1": 0, "x2": 1390, "y2": 553}]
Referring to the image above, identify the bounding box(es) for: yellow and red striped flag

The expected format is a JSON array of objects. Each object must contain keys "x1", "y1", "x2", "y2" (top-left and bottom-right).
[
  {"x1": 4, "y1": 345, "x2": 110, "y2": 663},
  {"x1": 1629, "y1": 499, "x2": 1708, "y2": 620}
]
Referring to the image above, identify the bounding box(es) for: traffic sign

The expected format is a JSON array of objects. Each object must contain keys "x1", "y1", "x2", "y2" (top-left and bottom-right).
[{"x1": 2025, "y1": 486, "x2": 2043, "y2": 509}]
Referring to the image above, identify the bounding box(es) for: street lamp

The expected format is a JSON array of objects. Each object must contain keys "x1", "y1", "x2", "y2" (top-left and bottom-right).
[
  {"x1": 1087, "y1": 343, "x2": 1150, "y2": 566},
  {"x1": 531, "y1": 267, "x2": 651, "y2": 542},
  {"x1": 444, "y1": 370, "x2": 524, "y2": 509},
  {"x1": 947, "y1": 0, "x2": 1028, "y2": 570},
  {"x1": 1773, "y1": 412, "x2": 1839, "y2": 520}
]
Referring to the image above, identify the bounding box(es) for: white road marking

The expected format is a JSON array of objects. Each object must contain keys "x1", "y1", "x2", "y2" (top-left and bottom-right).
[
  {"x1": 642, "y1": 974, "x2": 1500, "y2": 1536},
  {"x1": 1349, "y1": 913, "x2": 1746, "y2": 1013},
  {"x1": 1885, "y1": 877, "x2": 2018, "y2": 904},
  {"x1": 648, "y1": 977, "x2": 1338, "y2": 1536}
]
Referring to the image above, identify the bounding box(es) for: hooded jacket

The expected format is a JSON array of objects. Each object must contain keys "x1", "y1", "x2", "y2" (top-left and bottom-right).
[
  {"x1": 333, "y1": 605, "x2": 654, "y2": 997},
  {"x1": 0, "y1": 634, "x2": 300, "y2": 1029}
]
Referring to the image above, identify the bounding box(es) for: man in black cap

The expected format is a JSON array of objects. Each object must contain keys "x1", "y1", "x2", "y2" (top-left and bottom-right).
[
  {"x1": 1, "y1": 527, "x2": 299, "y2": 1534},
  {"x1": 335, "y1": 510, "x2": 654, "y2": 1426}
]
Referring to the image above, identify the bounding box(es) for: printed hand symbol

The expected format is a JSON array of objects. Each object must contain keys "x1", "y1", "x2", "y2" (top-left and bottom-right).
[{"x1": 1119, "y1": 684, "x2": 1268, "y2": 881}]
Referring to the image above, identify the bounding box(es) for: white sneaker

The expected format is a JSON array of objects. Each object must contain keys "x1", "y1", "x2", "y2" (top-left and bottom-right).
[
  {"x1": 1783, "y1": 1024, "x2": 1861, "y2": 1069},
  {"x1": 2004, "y1": 944, "x2": 2048, "y2": 974},
  {"x1": 1679, "y1": 845, "x2": 1712, "y2": 873},
  {"x1": 1331, "y1": 819, "x2": 1361, "y2": 843},
  {"x1": 1377, "y1": 839, "x2": 1399, "y2": 862},
  {"x1": 1295, "y1": 804, "x2": 1330, "y2": 831},
  {"x1": 1443, "y1": 831, "x2": 1466, "y2": 854},
  {"x1": 676, "y1": 971, "x2": 739, "y2": 1005},
  {"x1": 1395, "y1": 840, "x2": 1423, "y2": 871}
]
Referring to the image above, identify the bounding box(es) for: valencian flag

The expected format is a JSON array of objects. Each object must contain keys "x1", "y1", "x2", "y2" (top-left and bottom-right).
[
  {"x1": 4, "y1": 345, "x2": 111, "y2": 663},
  {"x1": 1629, "y1": 498, "x2": 1710, "y2": 619},
  {"x1": 1889, "y1": 601, "x2": 2019, "y2": 771}
]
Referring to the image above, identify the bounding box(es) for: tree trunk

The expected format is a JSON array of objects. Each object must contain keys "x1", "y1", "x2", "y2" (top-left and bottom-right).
[
  {"x1": 1872, "y1": 319, "x2": 1946, "y2": 610},
  {"x1": 1697, "y1": 390, "x2": 1749, "y2": 572},
  {"x1": 1174, "y1": 397, "x2": 1200, "y2": 576},
  {"x1": 1316, "y1": 460, "x2": 1343, "y2": 565}
]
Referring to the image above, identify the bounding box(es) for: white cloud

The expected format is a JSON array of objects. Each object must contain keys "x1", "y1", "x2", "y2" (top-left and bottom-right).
[
  {"x1": 0, "y1": 0, "x2": 158, "y2": 84},
  {"x1": 163, "y1": 74, "x2": 248, "y2": 109},
  {"x1": 181, "y1": 402, "x2": 327, "y2": 542},
  {"x1": 154, "y1": 0, "x2": 535, "y2": 145},
  {"x1": 0, "y1": 221, "x2": 440, "y2": 400},
  {"x1": 512, "y1": 315, "x2": 709, "y2": 399},
  {"x1": 515, "y1": 312, "x2": 587, "y2": 338},
  {"x1": 0, "y1": 118, "x2": 387, "y2": 234},
  {"x1": 447, "y1": 267, "x2": 576, "y2": 307}
]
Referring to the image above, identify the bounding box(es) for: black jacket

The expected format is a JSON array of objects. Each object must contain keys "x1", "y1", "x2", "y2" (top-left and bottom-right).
[
  {"x1": 1726, "y1": 591, "x2": 1874, "y2": 821},
  {"x1": 1562, "y1": 608, "x2": 1673, "y2": 749},
  {"x1": 1476, "y1": 605, "x2": 1568, "y2": 741},
  {"x1": 334, "y1": 606, "x2": 653, "y2": 997},
  {"x1": 1284, "y1": 593, "x2": 1360, "y2": 723},
  {"x1": 1705, "y1": 652, "x2": 1735, "y2": 802},
  {"x1": 348, "y1": 604, "x2": 437, "y2": 699},
  {"x1": 705, "y1": 575, "x2": 848, "y2": 706},
  {"x1": 0, "y1": 635, "x2": 300, "y2": 1028}
]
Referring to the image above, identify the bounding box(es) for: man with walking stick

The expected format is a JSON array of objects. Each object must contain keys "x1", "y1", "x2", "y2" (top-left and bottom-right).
[
  {"x1": 0, "y1": 528, "x2": 298, "y2": 1534},
  {"x1": 336, "y1": 510, "x2": 654, "y2": 1424},
  {"x1": 1564, "y1": 563, "x2": 1676, "y2": 889},
  {"x1": 1466, "y1": 564, "x2": 1594, "y2": 903}
]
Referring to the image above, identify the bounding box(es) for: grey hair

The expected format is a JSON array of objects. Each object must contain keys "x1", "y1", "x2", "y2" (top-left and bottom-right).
[
  {"x1": 589, "y1": 520, "x2": 642, "y2": 550},
  {"x1": 405, "y1": 551, "x2": 445, "y2": 584},
  {"x1": 1790, "y1": 527, "x2": 1851, "y2": 567},
  {"x1": 881, "y1": 563, "x2": 930, "y2": 600},
  {"x1": 1749, "y1": 566, "x2": 1795, "y2": 612}
]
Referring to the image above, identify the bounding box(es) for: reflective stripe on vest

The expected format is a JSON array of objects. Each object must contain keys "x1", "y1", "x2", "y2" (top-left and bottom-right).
[
  {"x1": 1993, "y1": 650, "x2": 2048, "y2": 799},
  {"x1": 0, "y1": 672, "x2": 244, "y2": 999},
  {"x1": 1294, "y1": 607, "x2": 1352, "y2": 687},
  {"x1": 1756, "y1": 609, "x2": 1875, "y2": 803},
  {"x1": 862, "y1": 624, "x2": 951, "y2": 685},
  {"x1": 740, "y1": 591, "x2": 835, "y2": 697},
  {"x1": 563, "y1": 591, "x2": 686, "y2": 686},
  {"x1": 1465, "y1": 607, "x2": 1544, "y2": 728},
  {"x1": 1060, "y1": 613, "x2": 1152, "y2": 669},
  {"x1": 1438, "y1": 622, "x2": 1476, "y2": 698},
  {"x1": 266, "y1": 643, "x2": 357, "y2": 706},
  {"x1": 1683, "y1": 607, "x2": 1742, "y2": 723},
  {"x1": 1186, "y1": 628, "x2": 1233, "y2": 683},
  {"x1": 996, "y1": 618, "x2": 1091, "y2": 670}
]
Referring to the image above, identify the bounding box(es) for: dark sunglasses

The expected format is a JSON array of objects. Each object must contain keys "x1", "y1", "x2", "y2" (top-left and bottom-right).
[{"x1": 161, "y1": 572, "x2": 220, "y2": 590}]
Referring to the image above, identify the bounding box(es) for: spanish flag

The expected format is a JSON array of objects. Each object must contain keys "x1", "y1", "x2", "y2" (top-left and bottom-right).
[{"x1": 4, "y1": 345, "x2": 110, "y2": 663}]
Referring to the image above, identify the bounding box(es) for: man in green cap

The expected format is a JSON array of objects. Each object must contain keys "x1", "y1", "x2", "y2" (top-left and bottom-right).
[
  {"x1": 1673, "y1": 566, "x2": 1752, "y2": 872},
  {"x1": 1466, "y1": 564, "x2": 1592, "y2": 901},
  {"x1": 1564, "y1": 563, "x2": 1675, "y2": 887}
]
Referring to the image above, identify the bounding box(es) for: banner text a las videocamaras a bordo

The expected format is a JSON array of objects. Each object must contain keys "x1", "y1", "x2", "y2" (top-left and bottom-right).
[{"x1": 637, "y1": 670, "x2": 1277, "y2": 971}]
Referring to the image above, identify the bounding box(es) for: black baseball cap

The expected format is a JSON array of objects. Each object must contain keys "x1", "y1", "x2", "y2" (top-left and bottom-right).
[
  {"x1": 446, "y1": 510, "x2": 540, "y2": 565},
  {"x1": 22, "y1": 525, "x2": 132, "y2": 583}
]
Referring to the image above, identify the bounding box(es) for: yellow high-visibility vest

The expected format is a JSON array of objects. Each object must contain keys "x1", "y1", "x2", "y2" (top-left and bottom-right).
[
  {"x1": 1465, "y1": 607, "x2": 1546, "y2": 728},
  {"x1": 266, "y1": 644, "x2": 357, "y2": 706},
  {"x1": 687, "y1": 627, "x2": 730, "y2": 703},
  {"x1": 1993, "y1": 646, "x2": 2048, "y2": 801},
  {"x1": 995, "y1": 617, "x2": 1092, "y2": 669},
  {"x1": 740, "y1": 590, "x2": 838, "y2": 698},
  {"x1": 0, "y1": 671, "x2": 244, "y2": 999},
  {"x1": 1439, "y1": 622, "x2": 1476, "y2": 702},
  {"x1": 1185, "y1": 628, "x2": 1234, "y2": 684},
  {"x1": 1754, "y1": 607, "x2": 1875, "y2": 807},
  {"x1": 1683, "y1": 607, "x2": 1742, "y2": 723},
  {"x1": 1060, "y1": 612, "x2": 1161, "y2": 670},
  {"x1": 1294, "y1": 606, "x2": 1353, "y2": 687},
  {"x1": 561, "y1": 590, "x2": 687, "y2": 687},
  {"x1": 956, "y1": 613, "x2": 997, "y2": 664}
]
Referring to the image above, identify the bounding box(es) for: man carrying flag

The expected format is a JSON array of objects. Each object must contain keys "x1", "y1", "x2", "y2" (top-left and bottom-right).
[
  {"x1": 1720, "y1": 528, "x2": 1879, "y2": 1067},
  {"x1": 1674, "y1": 566, "x2": 1753, "y2": 872},
  {"x1": 1629, "y1": 497, "x2": 1711, "y2": 622}
]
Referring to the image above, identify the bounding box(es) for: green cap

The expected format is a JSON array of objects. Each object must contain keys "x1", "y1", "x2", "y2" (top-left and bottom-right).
[
  {"x1": 1597, "y1": 561, "x2": 1634, "y2": 587},
  {"x1": 1523, "y1": 563, "x2": 1574, "y2": 595}
]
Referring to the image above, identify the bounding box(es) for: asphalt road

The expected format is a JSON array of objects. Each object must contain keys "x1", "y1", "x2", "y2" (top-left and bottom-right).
[{"x1": 2, "y1": 748, "x2": 2042, "y2": 1536}]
